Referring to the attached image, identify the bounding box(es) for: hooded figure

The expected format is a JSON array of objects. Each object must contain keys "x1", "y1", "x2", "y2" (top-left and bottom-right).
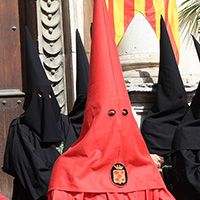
[
  {"x1": 48, "y1": 0, "x2": 175, "y2": 199},
  {"x1": 171, "y1": 36, "x2": 200, "y2": 200},
  {"x1": 68, "y1": 29, "x2": 89, "y2": 133},
  {"x1": 2, "y1": 28, "x2": 89, "y2": 200},
  {"x1": 141, "y1": 17, "x2": 188, "y2": 165}
]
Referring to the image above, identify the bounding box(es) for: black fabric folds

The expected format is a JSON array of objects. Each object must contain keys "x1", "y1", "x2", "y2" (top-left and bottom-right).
[
  {"x1": 172, "y1": 82, "x2": 200, "y2": 151},
  {"x1": 171, "y1": 150, "x2": 200, "y2": 200},
  {"x1": 2, "y1": 28, "x2": 88, "y2": 200},
  {"x1": 171, "y1": 36, "x2": 200, "y2": 200},
  {"x1": 141, "y1": 16, "x2": 188, "y2": 163}
]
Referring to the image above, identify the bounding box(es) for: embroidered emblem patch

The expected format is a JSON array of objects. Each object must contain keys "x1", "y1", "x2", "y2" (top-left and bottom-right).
[
  {"x1": 56, "y1": 141, "x2": 64, "y2": 154},
  {"x1": 111, "y1": 163, "x2": 127, "y2": 186}
]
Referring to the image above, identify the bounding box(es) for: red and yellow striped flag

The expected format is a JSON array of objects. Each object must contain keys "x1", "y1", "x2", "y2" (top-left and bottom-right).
[{"x1": 105, "y1": 0, "x2": 180, "y2": 63}]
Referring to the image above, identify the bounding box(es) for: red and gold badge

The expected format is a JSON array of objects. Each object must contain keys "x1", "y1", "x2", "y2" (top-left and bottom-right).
[{"x1": 111, "y1": 163, "x2": 127, "y2": 186}]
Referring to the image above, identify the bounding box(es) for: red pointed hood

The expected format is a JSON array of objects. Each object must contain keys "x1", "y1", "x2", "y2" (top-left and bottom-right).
[{"x1": 48, "y1": 0, "x2": 167, "y2": 193}]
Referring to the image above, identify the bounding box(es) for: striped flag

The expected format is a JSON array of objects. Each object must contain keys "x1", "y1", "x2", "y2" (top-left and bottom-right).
[{"x1": 105, "y1": 0, "x2": 180, "y2": 63}]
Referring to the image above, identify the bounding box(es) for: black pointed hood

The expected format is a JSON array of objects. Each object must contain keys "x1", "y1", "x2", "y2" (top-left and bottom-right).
[
  {"x1": 22, "y1": 27, "x2": 63, "y2": 143},
  {"x1": 192, "y1": 35, "x2": 200, "y2": 62},
  {"x1": 68, "y1": 29, "x2": 89, "y2": 133},
  {"x1": 141, "y1": 16, "x2": 188, "y2": 158},
  {"x1": 172, "y1": 36, "x2": 200, "y2": 151},
  {"x1": 25, "y1": 27, "x2": 50, "y2": 93}
]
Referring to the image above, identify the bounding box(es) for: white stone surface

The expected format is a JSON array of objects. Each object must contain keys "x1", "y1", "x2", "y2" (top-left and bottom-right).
[
  {"x1": 118, "y1": 12, "x2": 159, "y2": 57},
  {"x1": 69, "y1": 0, "x2": 84, "y2": 100},
  {"x1": 118, "y1": 0, "x2": 200, "y2": 86}
]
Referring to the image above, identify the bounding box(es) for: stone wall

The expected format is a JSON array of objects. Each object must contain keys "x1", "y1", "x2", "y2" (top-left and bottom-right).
[{"x1": 36, "y1": 0, "x2": 199, "y2": 126}]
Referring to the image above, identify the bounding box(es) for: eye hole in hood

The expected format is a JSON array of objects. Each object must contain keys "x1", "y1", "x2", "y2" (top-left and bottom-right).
[
  {"x1": 108, "y1": 109, "x2": 116, "y2": 116},
  {"x1": 122, "y1": 109, "x2": 128, "y2": 116}
]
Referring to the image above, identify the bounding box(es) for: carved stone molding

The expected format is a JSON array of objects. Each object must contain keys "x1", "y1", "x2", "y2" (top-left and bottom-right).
[{"x1": 36, "y1": 0, "x2": 67, "y2": 113}]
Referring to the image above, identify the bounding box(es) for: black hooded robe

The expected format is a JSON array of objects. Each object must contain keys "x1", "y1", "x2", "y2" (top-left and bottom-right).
[
  {"x1": 171, "y1": 36, "x2": 200, "y2": 200},
  {"x1": 3, "y1": 114, "x2": 78, "y2": 200},
  {"x1": 141, "y1": 17, "x2": 188, "y2": 165},
  {"x1": 2, "y1": 28, "x2": 89, "y2": 200}
]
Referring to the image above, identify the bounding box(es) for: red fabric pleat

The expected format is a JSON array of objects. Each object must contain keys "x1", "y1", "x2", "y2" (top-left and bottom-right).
[{"x1": 48, "y1": 189, "x2": 175, "y2": 200}]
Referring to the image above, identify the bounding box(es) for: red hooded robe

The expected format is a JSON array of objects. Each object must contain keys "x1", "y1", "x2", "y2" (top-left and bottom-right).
[{"x1": 48, "y1": 0, "x2": 175, "y2": 199}]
